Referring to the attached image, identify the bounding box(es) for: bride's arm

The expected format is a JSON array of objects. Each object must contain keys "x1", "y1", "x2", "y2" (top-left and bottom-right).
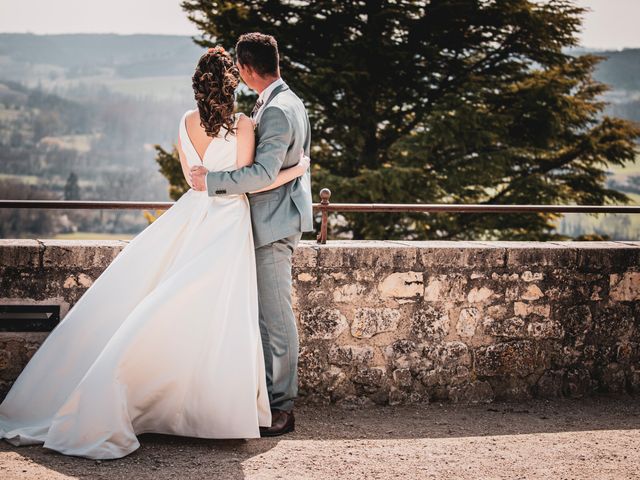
[
  {"x1": 235, "y1": 114, "x2": 309, "y2": 194},
  {"x1": 176, "y1": 135, "x2": 193, "y2": 188}
]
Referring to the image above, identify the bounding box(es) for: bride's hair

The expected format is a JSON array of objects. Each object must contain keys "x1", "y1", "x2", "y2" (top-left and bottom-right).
[{"x1": 192, "y1": 46, "x2": 239, "y2": 139}]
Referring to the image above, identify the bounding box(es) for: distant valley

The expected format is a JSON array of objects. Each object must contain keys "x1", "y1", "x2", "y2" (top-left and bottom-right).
[{"x1": 0, "y1": 33, "x2": 638, "y2": 239}]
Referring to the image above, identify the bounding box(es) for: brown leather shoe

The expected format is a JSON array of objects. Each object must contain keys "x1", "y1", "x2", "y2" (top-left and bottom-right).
[{"x1": 259, "y1": 409, "x2": 295, "y2": 437}]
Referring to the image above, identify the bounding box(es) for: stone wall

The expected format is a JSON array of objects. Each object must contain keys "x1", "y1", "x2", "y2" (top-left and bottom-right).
[{"x1": 1, "y1": 239, "x2": 639, "y2": 405}]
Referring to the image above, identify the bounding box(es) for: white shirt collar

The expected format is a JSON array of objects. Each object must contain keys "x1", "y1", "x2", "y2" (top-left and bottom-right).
[{"x1": 257, "y1": 77, "x2": 285, "y2": 104}]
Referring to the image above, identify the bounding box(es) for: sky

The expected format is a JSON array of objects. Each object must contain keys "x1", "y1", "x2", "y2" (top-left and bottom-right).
[{"x1": 0, "y1": 0, "x2": 638, "y2": 50}]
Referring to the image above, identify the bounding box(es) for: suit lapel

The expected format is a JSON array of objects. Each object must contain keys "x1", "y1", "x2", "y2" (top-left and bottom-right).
[
  {"x1": 255, "y1": 82, "x2": 290, "y2": 126},
  {"x1": 264, "y1": 82, "x2": 289, "y2": 107}
]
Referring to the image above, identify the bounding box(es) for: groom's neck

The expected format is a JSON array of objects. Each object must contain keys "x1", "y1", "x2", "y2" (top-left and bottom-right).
[{"x1": 254, "y1": 74, "x2": 281, "y2": 95}]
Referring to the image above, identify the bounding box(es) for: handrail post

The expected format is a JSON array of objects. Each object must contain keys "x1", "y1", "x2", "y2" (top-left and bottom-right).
[{"x1": 316, "y1": 188, "x2": 331, "y2": 244}]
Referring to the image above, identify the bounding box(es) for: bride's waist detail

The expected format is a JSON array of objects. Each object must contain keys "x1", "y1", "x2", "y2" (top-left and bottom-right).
[{"x1": 190, "y1": 189, "x2": 246, "y2": 199}]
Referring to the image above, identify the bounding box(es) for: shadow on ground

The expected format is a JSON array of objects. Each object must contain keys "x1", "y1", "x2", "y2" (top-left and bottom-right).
[{"x1": 1, "y1": 394, "x2": 639, "y2": 479}]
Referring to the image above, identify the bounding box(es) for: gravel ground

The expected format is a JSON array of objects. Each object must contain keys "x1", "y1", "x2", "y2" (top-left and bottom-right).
[{"x1": 1, "y1": 395, "x2": 639, "y2": 479}]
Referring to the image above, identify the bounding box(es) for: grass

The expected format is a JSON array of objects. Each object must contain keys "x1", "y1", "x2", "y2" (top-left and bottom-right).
[
  {"x1": 0, "y1": 173, "x2": 96, "y2": 188},
  {"x1": 37, "y1": 133, "x2": 96, "y2": 153},
  {"x1": 0, "y1": 173, "x2": 40, "y2": 185},
  {"x1": 89, "y1": 75, "x2": 191, "y2": 100}
]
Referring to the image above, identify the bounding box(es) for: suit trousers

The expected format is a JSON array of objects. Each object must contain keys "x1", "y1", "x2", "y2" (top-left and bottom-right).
[{"x1": 254, "y1": 231, "x2": 302, "y2": 412}]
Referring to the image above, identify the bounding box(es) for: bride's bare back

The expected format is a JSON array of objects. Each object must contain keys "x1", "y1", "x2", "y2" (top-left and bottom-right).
[{"x1": 180, "y1": 109, "x2": 309, "y2": 193}]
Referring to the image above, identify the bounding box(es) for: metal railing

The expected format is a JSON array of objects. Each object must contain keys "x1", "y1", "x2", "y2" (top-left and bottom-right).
[{"x1": 2, "y1": 187, "x2": 640, "y2": 243}]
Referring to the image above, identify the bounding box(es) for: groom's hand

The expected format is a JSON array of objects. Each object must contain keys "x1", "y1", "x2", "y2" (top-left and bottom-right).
[{"x1": 189, "y1": 166, "x2": 208, "y2": 191}]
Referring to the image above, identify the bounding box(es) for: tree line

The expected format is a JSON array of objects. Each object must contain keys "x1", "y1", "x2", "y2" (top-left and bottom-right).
[{"x1": 160, "y1": 0, "x2": 640, "y2": 241}]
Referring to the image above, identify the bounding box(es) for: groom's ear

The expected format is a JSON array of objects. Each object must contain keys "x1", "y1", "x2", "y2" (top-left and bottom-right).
[
  {"x1": 242, "y1": 63, "x2": 255, "y2": 77},
  {"x1": 236, "y1": 61, "x2": 253, "y2": 83}
]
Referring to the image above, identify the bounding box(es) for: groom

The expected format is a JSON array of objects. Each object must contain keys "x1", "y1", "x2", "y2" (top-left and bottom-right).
[{"x1": 189, "y1": 32, "x2": 313, "y2": 436}]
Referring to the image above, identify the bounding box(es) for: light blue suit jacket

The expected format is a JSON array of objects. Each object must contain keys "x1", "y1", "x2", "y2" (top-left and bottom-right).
[{"x1": 205, "y1": 81, "x2": 314, "y2": 248}]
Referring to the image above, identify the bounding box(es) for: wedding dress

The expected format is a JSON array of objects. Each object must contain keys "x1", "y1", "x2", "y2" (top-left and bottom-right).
[{"x1": 0, "y1": 110, "x2": 272, "y2": 459}]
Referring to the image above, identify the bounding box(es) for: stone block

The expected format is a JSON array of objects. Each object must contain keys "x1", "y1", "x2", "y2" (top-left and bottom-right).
[
  {"x1": 467, "y1": 286, "x2": 494, "y2": 303},
  {"x1": 599, "y1": 363, "x2": 626, "y2": 393},
  {"x1": 300, "y1": 307, "x2": 349, "y2": 340},
  {"x1": 513, "y1": 302, "x2": 550, "y2": 318},
  {"x1": 411, "y1": 305, "x2": 450, "y2": 341},
  {"x1": 328, "y1": 345, "x2": 375, "y2": 366},
  {"x1": 520, "y1": 284, "x2": 544, "y2": 301},
  {"x1": 353, "y1": 366, "x2": 387, "y2": 389},
  {"x1": 592, "y1": 303, "x2": 634, "y2": 341},
  {"x1": 563, "y1": 367, "x2": 594, "y2": 397},
  {"x1": 333, "y1": 283, "x2": 368, "y2": 303},
  {"x1": 527, "y1": 320, "x2": 563, "y2": 339},
  {"x1": 41, "y1": 239, "x2": 126, "y2": 269},
  {"x1": 296, "y1": 272, "x2": 316, "y2": 282},
  {"x1": 610, "y1": 272, "x2": 640, "y2": 301},
  {"x1": 321, "y1": 366, "x2": 348, "y2": 395},
  {"x1": 423, "y1": 341, "x2": 471, "y2": 369},
  {"x1": 506, "y1": 242, "x2": 577, "y2": 267},
  {"x1": 383, "y1": 340, "x2": 423, "y2": 370},
  {"x1": 475, "y1": 340, "x2": 545, "y2": 377},
  {"x1": 448, "y1": 380, "x2": 494, "y2": 403},
  {"x1": 293, "y1": 242, "x2": 318, "y2": 268},
  {"x1": 574, "y1": 242, "x2": 640, "y2": 271},
  {"x1": 483, "y1": 316, "x2": 526, "y2": 338},
  {"x1": 423, "y1": 274, "x2": 468, "y2": 302},
  {"x1": 351, "y1": 307, "x2": 401, "y2": 338},
  {"x1": 297, "y1": 345, "x2": 327, "y2": 390},
  {"x1": 486, "y1": 304, "x2": 509, "y2": 319},
  {"x1": 416, "y1": 242, "x2": 505, "y2": 268},
  {"x1": 521, "y1": 270, "x2": 544, "y2": 282},
  {"x1": 392, "y1": 368, "x2": 413, "y2": 388},
  {"x1": 423, "y1": 277, "x2": 443, "y2": 301},
  {"x1": 316, "y1": 241, "x2": 417, "y2": 269},
  {"x1": 378, "y1": 272, "x2": 423, "y2": 299},
  {"x1": 0, "y1": 239, "x2": 41, "y2": 268},
  {"x1": 456, "y1": 307, "x2": 480, "y2": 338},
  {"x1": 535, "y1": 370, "x2": 564, "y2": 397}
]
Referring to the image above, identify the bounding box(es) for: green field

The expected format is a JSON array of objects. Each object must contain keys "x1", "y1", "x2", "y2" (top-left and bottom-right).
[
  {"x1": 0, "y1": 173, "x2": 40, "y2": 185},
  {"x1": 66, "y1": 75, "x2": 192, "y2": 100},
  {"x1": 37, "y1": 133, "x2": 96, "y2": 153},
  {"x1": 0, "y1": 173, "x2": 96, "y2": 188}
]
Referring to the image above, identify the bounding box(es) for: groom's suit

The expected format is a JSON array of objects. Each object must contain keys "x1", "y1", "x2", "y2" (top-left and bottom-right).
[{"x1": 205, "y1": 79, "x2": 313, "y2": 412}]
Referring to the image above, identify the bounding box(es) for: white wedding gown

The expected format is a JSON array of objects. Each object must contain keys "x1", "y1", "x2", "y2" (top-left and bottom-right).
[{"x1": 0, "y1": 110, "x2": 272, "y2": 459}]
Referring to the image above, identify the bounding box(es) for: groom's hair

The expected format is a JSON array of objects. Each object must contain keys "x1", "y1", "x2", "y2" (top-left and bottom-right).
[{"x1": 235, "y1": 33, "x2": 279, "y2": 77}]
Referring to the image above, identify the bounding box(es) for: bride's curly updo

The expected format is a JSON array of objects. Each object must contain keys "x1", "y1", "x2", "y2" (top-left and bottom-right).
[{"x1": 191, "y1": 46, "x2": 239, "y2": 139}]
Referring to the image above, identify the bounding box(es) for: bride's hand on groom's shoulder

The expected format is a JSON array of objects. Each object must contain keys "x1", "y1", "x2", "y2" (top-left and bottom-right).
[
  {"x1": 296, "y1": 149, "x2": 310, "y2": 175},
  {"x1": 189, "y1": 165, "x2": 209, "y2": 191}
]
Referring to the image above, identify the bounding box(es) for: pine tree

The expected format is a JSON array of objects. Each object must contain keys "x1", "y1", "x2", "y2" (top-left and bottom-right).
[
  {"x1": 145, "y1": 144, "x2": 191, "y2": 224},
  {"x1": 154, "y1": 144, "x2": 190, "y2": 201},
  {"x1": 175, "y1": 0, "x2": 639, "y2": 240},
  {"x1": 64, "y1": 172, "x2": 80, "y2": 200}
]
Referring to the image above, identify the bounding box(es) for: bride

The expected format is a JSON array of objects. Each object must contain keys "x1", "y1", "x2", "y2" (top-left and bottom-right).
[{"x1": 0, "y1": 46, "x2": 309, "y2": 460}]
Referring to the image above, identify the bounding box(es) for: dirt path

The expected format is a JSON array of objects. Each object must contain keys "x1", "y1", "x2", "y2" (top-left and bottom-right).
[{"x1": 1, "y1": 395, "x2": 639, "y2": 479}]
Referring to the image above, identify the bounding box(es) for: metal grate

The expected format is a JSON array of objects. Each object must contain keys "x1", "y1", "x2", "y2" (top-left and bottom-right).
[{"x1": 0, "y1": 305, "x2": 60, "y2": 332}]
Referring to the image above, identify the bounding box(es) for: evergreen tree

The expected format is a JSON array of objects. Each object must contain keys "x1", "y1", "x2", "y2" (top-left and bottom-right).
[
  {"x1": 146, "y1": 144, "x2": 192, "y2": 224},
  {"x1": 176, "y1": 0, "x2": 639, "y2": 240},
  {"x1": 64, "y1": 171, "x2": 80, "y2": 200},
  {"x1": 154, "y1": 144, "x2": 190, "y2": 201}
]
